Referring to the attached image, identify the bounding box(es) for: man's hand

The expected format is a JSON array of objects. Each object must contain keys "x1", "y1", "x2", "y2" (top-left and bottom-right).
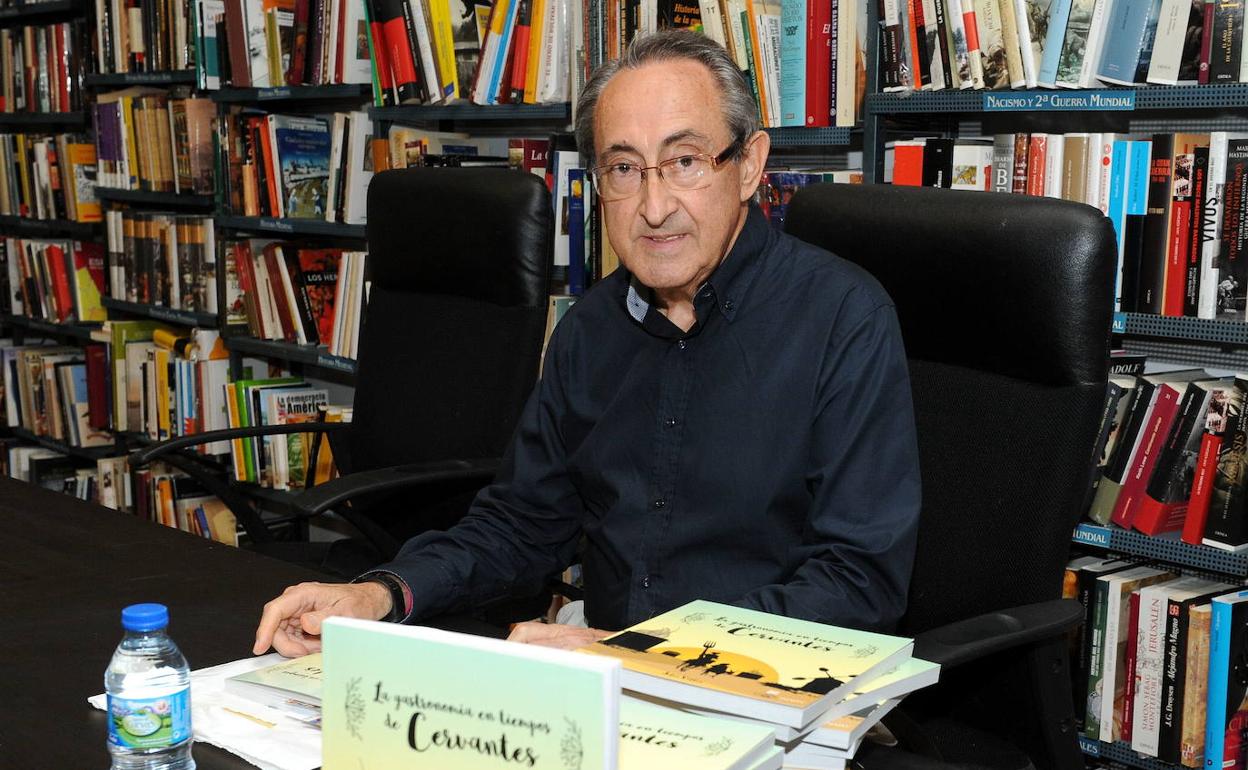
[
  {"x1": 253, "y1": 581, "x2": 393, "y2": 657},
  {"x1": 507, "y1": 622, "x2": 613, "y2": 650}
]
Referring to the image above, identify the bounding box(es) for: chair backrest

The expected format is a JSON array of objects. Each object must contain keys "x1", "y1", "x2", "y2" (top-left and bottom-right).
[
  {"x1": 345, "y1": 167, "x2": 553, "y2": 476},
  {"x1": 784, "y1": 184, "x2": 1114, "y2": 636}
]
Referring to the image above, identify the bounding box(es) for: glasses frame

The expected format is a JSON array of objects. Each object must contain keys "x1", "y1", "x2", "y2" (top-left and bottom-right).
[{"x1": 589, "y1": 135, "x2": 746, "y2": 201}]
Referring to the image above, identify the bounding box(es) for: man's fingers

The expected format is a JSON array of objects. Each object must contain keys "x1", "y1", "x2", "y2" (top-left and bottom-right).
[
  {"x1": 301, "y1": 610, "x2": 329, "y2": 636},
  {"x1": 506, "y1": 621, "x2": 549, "y2": 644},
  {"x1": 253, "y1": 583, "x2": 320, "y2": 655}
]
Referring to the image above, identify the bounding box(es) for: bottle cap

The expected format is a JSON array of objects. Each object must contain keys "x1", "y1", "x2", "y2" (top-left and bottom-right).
[{"x1": 121, "y1": 603, "x2": 169, "y2": 632}]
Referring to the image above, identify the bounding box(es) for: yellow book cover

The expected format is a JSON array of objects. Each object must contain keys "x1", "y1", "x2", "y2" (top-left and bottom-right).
[
  {"x1": 155, "y1": 347, "x2": 171, "y2": 439},
  {"x1": 226, "y1": 652, "x2": 323, "y2": 705},
  {"x1": 521, "y1": 0, "x2": 546, "y2": 103},
  {"x1": 580, "y1": 600, "x2": 913, "y2": 728},
  {"x1": 427, "y1": 0, "x2": 460, "y2": 98},
  {"x1": 67, "y1": 143, "x2": 102, "y2": 222}
]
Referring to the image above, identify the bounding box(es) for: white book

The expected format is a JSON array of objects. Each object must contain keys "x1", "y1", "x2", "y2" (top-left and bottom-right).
[
  {"x1": 1131, "y1": 577, "x2": 1226, "y2": 755},
  {"x1": 245, "y1": 0, "x2": 270, "y2": 87},
  {"x1": 699, "y1": 0, "x2": 727, "y2": 46},
  {"x1": 1145, "y1": 0, "x2": 1191, "y2": 84},
  {"x1": 324, "y1": 112, "x2": 346, "y2": 222},
  {"x1": 951, "y1": 142, "x2": 994, "y2": 190},
  {"x1": 1013, "y1": 0, "x2": 1041, "y2": 86},
  {"x1": 1200, "y1": 133, "x2": 1248, "y2": 319},
  {"x1": 1079, "y1": 0, "x2": 1111, "y2": 86},
  {"x1": 342, "y1": 111, "x2": 373, "y2": 226},
  {"x1": 1095, "y1": 565, "x2": 1174, "y2": 743},
  {"x1": 835, "y1": 0, "x2": 859, "y2": 125},
  {"x1": 273, "y1": 247, "x2": 307, "y2": 345},
  {"x1": 946, "y1": 0, "x2": 976, "y2": 89},
  {"x1": 408, "y1": 0, "x2": 444, "y2": 103},
  {"x1": 922, "y1": 0, "x2": 948, "y2": 90},
  {"x1": 1044, "y1": 134, "x2": 1065, "y2": 198},
  {"x1": 341, "y1": 0, "x2": 372, "y2": 83},
  {"x1": 1084, "y1": 132, "x2": 1103, "y2": 208},
  {"x1": 329, "y1": 251, "x2": 350, "y2": 356}
]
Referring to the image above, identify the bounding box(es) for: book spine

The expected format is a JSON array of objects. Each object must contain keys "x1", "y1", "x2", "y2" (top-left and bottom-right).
[
  {"x1": 1120, "y1": 589, "x2": 1142, "y2": 742},
  {"x1": 1209, "y1": 0, "x2": 1244, "y2": 83},
  {"x1": 1140, "y1": 134, "x2": 1175, "y2": 314},
  {"x1": 1157, "y1": 596, "x2": 1191, "y2": 765},
  {"x1": 1185, "y1": 146, "x2": 1209, "y2": 317}
]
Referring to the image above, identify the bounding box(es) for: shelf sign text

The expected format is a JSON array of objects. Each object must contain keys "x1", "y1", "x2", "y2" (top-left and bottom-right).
[
  {"x1": 983, "y1": 89, "x2": 1135, "y2": 112},
  {"x1": 1111, "y1": 312, "x2": 1127, "y2": 334},
  {"x1": 1073, "y1": 523, "x2": 1111, "y2": 547},
  {"x1": 257, "y1": 87, "x2": 292, "y2": 99}
]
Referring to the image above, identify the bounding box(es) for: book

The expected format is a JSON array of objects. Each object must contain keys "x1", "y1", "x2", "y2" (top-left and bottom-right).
[
  {"x1": 223, "y1": 651, "x2": 323, "y2": 723},
  {"x1": 271, "y1": 115, "x2": 331, "y2": 219},
  {"x1": 1207, "y1": 589, "x2": 1248, "y2": 770},
  {"x1": 618, "y1": 696, "x2": 777, "y2": 770},
  {"x1": 579, "y1": 600, "x2": 914, "y2": 729}
]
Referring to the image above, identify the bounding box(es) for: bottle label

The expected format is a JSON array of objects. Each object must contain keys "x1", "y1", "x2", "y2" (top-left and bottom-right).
[{"x1": 107, "y1": 688, "x2": 191, "y2": 749}]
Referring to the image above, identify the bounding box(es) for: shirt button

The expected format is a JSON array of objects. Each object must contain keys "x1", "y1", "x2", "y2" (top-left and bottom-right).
[
  {"x1": 641, "y1": 576, "x2": 651, "y2": 589},
  {"x1": 664, "y1": 417, "x2": 677, "y2": 427},
  {"x1": 723, "y1": 300, "x2": 735, "y2": 311},
  {"x1": 653, "y1": 498, "x2": 666, "y2": 509},
  {"x1": 677, "y1": 340, "x2": 687, "y2": 350}
]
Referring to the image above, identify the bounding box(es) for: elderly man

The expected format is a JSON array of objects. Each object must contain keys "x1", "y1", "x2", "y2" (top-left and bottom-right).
[{"x1": 253, "y1": 30, "x2": 920, "y2": 657}]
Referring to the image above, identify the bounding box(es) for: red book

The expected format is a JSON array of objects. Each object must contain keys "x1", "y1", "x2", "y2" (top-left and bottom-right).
[
  {"x1": 364, "y1": 0, "x2": 395, "y2": 103},
  {"x1": 1112, "y1": 383, "x2": 1185, "y2": 528},
  {"x1": 84, "y1": 344, "x2": 110, "y2": 430},
  {"x1": 805, "y1": 0, "x2": 832, "y2": 127},
  {"x1": 508, "y1": 0, "x2": 532, "y2": 103},
  {"x1": 1027, "y1": 135, "x2": 1048, "y2": 197},
  {"x1": 893, "y1": 142, "x2": 924, "y2": 186},
  {"x1": 1198, "y1": 0, "x2": 1215, "y2": 85},
  {"x1": 261, "y1": 243, "x2": 297, "y2": 342},
  {"x1": 375, "y1": 0, "x2": 421, "y2": 103},
  {"x1": 286, "y1": 0, "x2": 310, "y2": 84},
  {"x1": 44, "y1": 244, "x2": 74, "y2": 323},
  {"x1": 1183, "y1": 432, "x2": 1223, "y2": 545},
  {"x1": 1164, "y1": 178, "x2": 1193, "y2": 317},
  {"x1": 54, "y1": 24, "x2": 68, "y2": 112},
  {"x1": 905, "y1": 0, "x2": 924, "y2": 89},
  {"x1": 1121, "y1": 590, "x2": 1142, "y2": 744}
]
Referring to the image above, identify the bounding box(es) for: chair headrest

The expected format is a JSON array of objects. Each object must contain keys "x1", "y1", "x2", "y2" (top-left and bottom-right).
[
  {"x1": 784, "y1": 184, "x2": 1114, "y2": 388},
  {"x1": 366, "y1": 167, "x2": 553, "y2": 308}
]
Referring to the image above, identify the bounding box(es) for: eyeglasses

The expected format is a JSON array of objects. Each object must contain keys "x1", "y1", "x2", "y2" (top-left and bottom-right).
[{"x1": 590, "y1": 136, "x2": 745, "y2": 201}]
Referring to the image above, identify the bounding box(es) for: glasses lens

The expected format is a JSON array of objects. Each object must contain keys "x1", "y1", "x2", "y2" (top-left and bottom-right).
[
  {"x1": 661, "y1": 155, "x2": 711, "y2": 190},
  {"x1": 596, "y1": 163, "x2": 642, "y2": 199}
]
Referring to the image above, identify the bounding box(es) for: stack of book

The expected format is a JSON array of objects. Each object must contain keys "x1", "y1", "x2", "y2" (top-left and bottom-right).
[{"x1": 580, "y1": 600, "x2": 941, "y2": 769}]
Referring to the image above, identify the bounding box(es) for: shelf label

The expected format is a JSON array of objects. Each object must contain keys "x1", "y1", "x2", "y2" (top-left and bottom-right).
[
  {"x1": 150, "y1": 308, "x2": 189, "y2": 325},
  {"x1": 1111, "y1": 312, "x2": 1126, "y2": 334},
  {"x1": 259, "y1": 218, "x2": 294, "y2": 232},
  {"x1": 316, "y1": 354, "x2": 354, "y2": 372},
  {"x1": 1073, "y1": 523, "x2": 1111, "y2": 547},
  {"x1": 1078, "y1": 736, "x2": 1099, "y2": 756},
  {"x1": 258, "y1": 87, "x2": 292, "y2": 99},
  {"x1": 983, "y1": 90, "x2": 1135, "y2": 112}
]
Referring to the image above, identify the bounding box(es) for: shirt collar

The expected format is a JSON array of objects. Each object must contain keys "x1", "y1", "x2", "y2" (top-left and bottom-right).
[{"x1": 620, "y1": 204, "x2": 771, "y2": 326}]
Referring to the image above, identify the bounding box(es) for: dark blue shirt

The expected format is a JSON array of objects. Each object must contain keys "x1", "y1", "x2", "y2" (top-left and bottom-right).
[{"x1": 380, "y1": 205, "x2": 921, "y2": 632}]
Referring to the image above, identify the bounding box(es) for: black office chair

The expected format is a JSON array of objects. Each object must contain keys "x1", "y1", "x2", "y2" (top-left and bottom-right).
[
  {"x1": 784, "y1": 184, "x2": 1115, "y2": 770},
  {"x1": 130, "y1": 168, "x2": 554, "y2": 586}
]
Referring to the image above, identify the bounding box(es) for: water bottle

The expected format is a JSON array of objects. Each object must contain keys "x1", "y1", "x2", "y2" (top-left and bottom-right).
[{"x1": 105, "y1": 603, "x2": 195, "y2": 770}]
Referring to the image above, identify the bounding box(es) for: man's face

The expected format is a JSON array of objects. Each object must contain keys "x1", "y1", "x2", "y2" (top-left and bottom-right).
[{"x1": 593, "y1": 59, "x2": 766, "y2": 301}]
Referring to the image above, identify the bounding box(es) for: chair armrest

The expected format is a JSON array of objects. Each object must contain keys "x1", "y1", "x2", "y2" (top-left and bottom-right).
[
  {"x1": 129, "y1": 422, "x2": 351, "y2": 467},
  {"x1": 288, "y1": 458, "x2": 502, "y2": 516},
  {"x1": 913, "y1": 598, "x2": 1083, "y2": 669}
]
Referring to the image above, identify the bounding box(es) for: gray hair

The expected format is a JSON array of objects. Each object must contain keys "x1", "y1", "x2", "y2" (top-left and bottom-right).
[{"x1": 574, "y1": 31, "x2": 760, "y2": 166}]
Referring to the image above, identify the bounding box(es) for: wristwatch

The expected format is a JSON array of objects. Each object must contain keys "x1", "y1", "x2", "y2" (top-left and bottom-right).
[{"x1": 361, "y1": 573, "x2": 406, "y2": 623}]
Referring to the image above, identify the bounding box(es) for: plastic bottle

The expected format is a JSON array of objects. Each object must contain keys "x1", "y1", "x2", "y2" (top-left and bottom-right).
[{"x1": 105, "y1": 603, "x2": 195, "y2": 770}]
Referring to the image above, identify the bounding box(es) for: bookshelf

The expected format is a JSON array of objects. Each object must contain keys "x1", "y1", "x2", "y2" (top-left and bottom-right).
[
  {"x1": 1073, "y1": 523, "x2": 1248, "y2": 579},
  {"x1": 100, "y1": 298, "x2": 219, "y2": 328},
  {"x1": 2, "y1": 314, "x2": 101, "y2": 342},
  {"x1": 83, "y1": 71, "x2": 197, "y2": 87},
  {"x1": 0, "y1": 216, "x2": 100, "y2": 239},
  {"x1": 92, "y1": 187, "x2": 215, "y2": 210},
  {"x1": 215, "y1": 216, "x2": 367, "y2": 240},
  {"x1": 0, "y1": 112, "x2": 88, "y2": 127},
  {"x1": 211, "y1": 85, "x2": 372, "y2": 104},
  {"x1": 9, "y1": 426, "x2": 124, "y2": 460},
  {"x1": 223, "y1": 336, "x2": 357, "y2": 376}
]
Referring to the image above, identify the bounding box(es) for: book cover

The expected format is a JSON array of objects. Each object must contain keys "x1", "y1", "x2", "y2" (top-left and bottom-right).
[
  {"x1": 1098, "y1": 566, "x2": 1175, "y2": 743},
  {"x1": 1054, "y1": 0, "x2": 1095, "y2": 86},
  {"x1": 580, "y1": 600, "x2": 914, "y2": 729},
  {"x1": 323, "y1": 618, "x2": 620, "y2": 770},
  {"x1": 1218, "y1": 137, "x2": 1248, "y2": 320},
  {"x1": 618, "y1": 697, "x2": 775, "y2": 770},
  {"x1": 1206, "y1": 377, "x2": 1248, "y2": 550},
  {"x1": 71, "y1": 241, "x2": 106, "y2": 323},
  {"x1": 1209, "y1": 0, "x2": 1243, "y2": 83},
  {"x1": 1159, "y1": 581, "x2": 1236, "y2": 763},
  {"x1": 1097, "y1": 0, "x2": 1160, "y2": 84},
  {"x1": 1206, "y1": 589, "x2": 1248, "y2": 770},
  {"x1": 297, "y1": 248, "x2": 342, "y2": 345},
  {"x1": 1179, "y1": 602, "x2": 1212, "y2": 767},
  {"x1": 271, "y1": 115, "x2": 331, "y2": 219}
]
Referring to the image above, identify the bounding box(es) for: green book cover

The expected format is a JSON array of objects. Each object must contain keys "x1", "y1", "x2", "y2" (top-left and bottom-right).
[
  {"x1": 618, "y1": 697, "x2": 774, "y2": 770},
  {"x1": 322, "y1": 617, "x2": 621, "y2": 770},
  {"x1": 231, "y1": 376, "x2": 302, "y2": 482},
  {"x1": 1084, "y1": 575, "x2": 1112, "y2": 738},
  {"x1": 581, "y1": 600, "x2": 913, "y2": 729}
]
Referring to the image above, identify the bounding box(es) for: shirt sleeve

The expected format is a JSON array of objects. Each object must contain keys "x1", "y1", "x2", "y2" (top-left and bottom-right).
[
  {"x1": 364, "y1": 322, "x2": 586, "y2": 623},
  {"x1": 732, "y1": 302, "x2": 921, "y2": 632}
]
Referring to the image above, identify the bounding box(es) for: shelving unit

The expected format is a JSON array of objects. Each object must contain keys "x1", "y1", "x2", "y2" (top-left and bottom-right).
[
  {"x1": 211, "y1": 84, "x2": 371, "y2": 104},
  {"x1": 224, "y1": 335, "x2": 357, "y2": 376},
  {"x1": 83, "y1": 70, "x2": 197, "y2": 87},
  {"x1": 101, "y1": 298, "x2": 219, "y2": 328},
  {"x1": 1073, "y1": 523, "x2": 1248, "y2": 578},
  {"x1": 0, "y1": 111, "x2": 88, "y2": 127},
  {"x1": 93, "y1": 187, "x2": 215, "y2": 209},
  {"x1": 0, "y1": 216, "x2": 100, "y2": 239},
  {"x1": 2, "y1": 314, "x2": 101, "y2": 342},
  {"x1": 215, "y1": 215, "x2": 367, "y2": 240},
  {"x1": 9, "y1": 426, "x2": 125, "y2": 460}
]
